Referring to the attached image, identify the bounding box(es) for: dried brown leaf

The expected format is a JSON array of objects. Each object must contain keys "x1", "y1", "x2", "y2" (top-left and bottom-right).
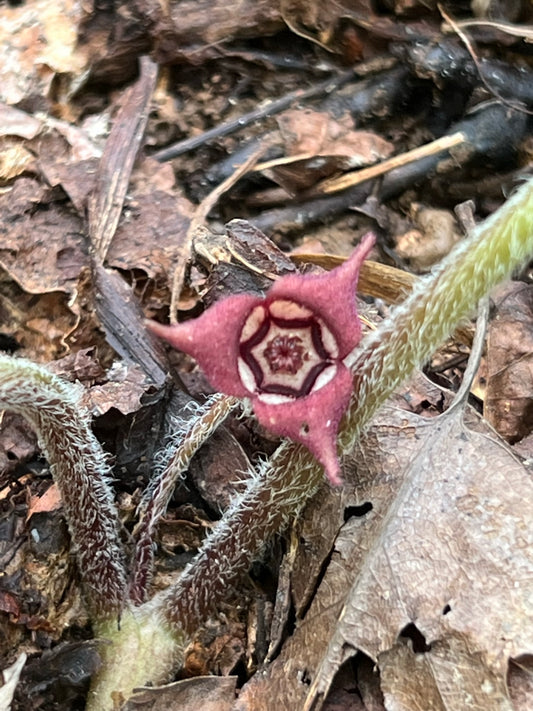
[
  {"x1": 269, "y1": 108, "x2": 393, "y2": 192},
  {"x1": 124, "y1": 675, "x2": 237, "y2": 711},
  {"x1": 485, "y1": 282, "x2": 533, "y2": 443},
  {"x1": 0, "y1": 0, "x2": 87, "y2": 107},
  {"x1": 83, "y1": 362, "x2": 149, "y2": 417},
  {"x1": 380, "y1": 635, "x2": 513, "y2": 711},
  {"x1": 0, "y1": 412, "x2": 38, "y2": 482},
  {"x1": 0, "y1": 192, "x2": 87, "y2": 295},
  {"x1": 236, "y1": 395, "x2": 533, "y2": 710},
  {"x1": 27, "y1": 483, "x2": 62, "y2": 520},
  {"x1": 509, "y1": 658, "x2": 533, "y2": 711},
  {"x1": 0, "y1": 104, "x2": 43, "y2": 140},
  {"x1": 107, "y1": 189, "x2": 193, "y2": 288},
  {"x1": 394, "y1": 206, "x2": 463, "y2": 272}
]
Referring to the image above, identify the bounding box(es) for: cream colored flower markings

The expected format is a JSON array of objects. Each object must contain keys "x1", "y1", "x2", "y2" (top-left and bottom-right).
[{"x1": 238, "y1": 299, "x2": 339, "y2": 404}]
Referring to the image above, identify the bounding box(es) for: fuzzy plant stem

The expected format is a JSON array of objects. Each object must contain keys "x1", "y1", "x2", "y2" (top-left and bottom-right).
[
  {"x1": 341, "y1": 174, "x2": 533, "y2": 447},
  {"x1": 155, "y1": 176, "x2": 533, "y2": 635},
  {"x1": 0, "y1": 356, "x2": 127, "y2": 619},
  {"x1": 152, "y1": 443, "x2": 316, "y2": 634},
  {"x1": 129, "y1": 393, "x2": 240, "y2": 604}
]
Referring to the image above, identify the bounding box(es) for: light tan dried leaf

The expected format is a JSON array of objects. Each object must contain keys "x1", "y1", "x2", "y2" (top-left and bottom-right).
[
  {"x1": 0, "y1": 0, "x2": 87, "y2": 106},
  {"x1": 236, "y1": 398, "x2": 533, "y2": 711},
  {"x1": 124, "y1": 675, "x2": 237, "y2": 711},
  {"x1": 277, "y1": 108, "x2": 393, "y2": 165},
  {"x1": 380, "y1": 635, "x2": 513, "y2": 711},
  {"x1": 395, "y1": 206, "x2": 463, "y2": 272}
]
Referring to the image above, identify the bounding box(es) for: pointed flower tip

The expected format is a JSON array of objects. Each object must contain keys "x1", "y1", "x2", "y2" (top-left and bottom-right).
[
  {"x1": 146, "y1": 318, "x2": 196, "y2": 353},
  {"x1": 325, "y1": 465, "x2": 343, "y2": 487},
  {"x1": 145, "y1": 318, "x2": 172, "y2": 340}
]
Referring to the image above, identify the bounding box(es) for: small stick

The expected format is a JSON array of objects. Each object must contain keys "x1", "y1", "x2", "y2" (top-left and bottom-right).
[
  {"x1": 169, "y1": 143, "x2": 267, "y2": 323},
  {"x1": 315, "y1": 131, "x2": 466, "y2": 195}
]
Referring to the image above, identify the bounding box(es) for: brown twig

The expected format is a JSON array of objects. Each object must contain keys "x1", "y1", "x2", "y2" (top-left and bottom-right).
[
  {"x1": 169, "y1": 142, "x2": 268, "y2": 323},
  {"x1": 315, "y1": 131, "x2": 466, "y2": 195}
]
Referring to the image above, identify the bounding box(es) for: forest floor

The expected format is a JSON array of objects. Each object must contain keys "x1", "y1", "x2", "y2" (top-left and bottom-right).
[{"x1": 1, "y1": 1, "x2": 533, "y2": 710}]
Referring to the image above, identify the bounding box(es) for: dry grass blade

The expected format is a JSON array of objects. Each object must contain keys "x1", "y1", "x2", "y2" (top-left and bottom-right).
[{"x1": 88, "y1": 57, "x2": 158, "y2": 261}]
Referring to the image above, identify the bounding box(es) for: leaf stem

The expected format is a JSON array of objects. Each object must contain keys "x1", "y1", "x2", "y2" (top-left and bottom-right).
[
  {"x1": 0, "y1": 356, "x2": 127, "y2": 619},
  {"x1": 342, "y1": 175, "x2": 533, "y2": 448},
  {"x1": 129, "y1": 393, "x2": 240, "y2": 604}
]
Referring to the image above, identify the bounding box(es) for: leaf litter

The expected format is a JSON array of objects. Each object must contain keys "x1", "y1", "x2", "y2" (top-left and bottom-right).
[{"x1": 1, "y1": 1, "x2": 533, "y2": 708}]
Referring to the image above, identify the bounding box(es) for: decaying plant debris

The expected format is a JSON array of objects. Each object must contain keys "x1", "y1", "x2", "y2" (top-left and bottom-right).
[{"x1": 1, "y1": 1, "x2": 533, "y2": 710}]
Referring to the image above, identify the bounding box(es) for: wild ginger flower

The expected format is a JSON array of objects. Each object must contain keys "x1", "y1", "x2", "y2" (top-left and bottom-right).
[{"x1": 148, "y1": 232, "x2": 375, "y2": 485}]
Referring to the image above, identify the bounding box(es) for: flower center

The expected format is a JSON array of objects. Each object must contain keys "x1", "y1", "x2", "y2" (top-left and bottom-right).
[
  {"x1": 237, "y1": 299, "x2": 339, "y2": 401},
  {"x1": 263, "y1": 335, "x2": 305, "y2": 374}
]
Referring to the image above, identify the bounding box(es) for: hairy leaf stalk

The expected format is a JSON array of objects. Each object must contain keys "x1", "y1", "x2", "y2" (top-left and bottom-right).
[
  {"x1": 155, "y1": 444, "x2": 317, "y2": 633},
  {"x1": 0, "y1": 356, "x2": 127, "y2": 619},
  {"x1": 341, "y1": 174, "x2": 533, "y2": 446},
  {"x1": 156, "y1": 177, "x2": 533, "y2": 634},
  {"x1": 130, "y1": 393, "x2": 240, "y2": 603}
]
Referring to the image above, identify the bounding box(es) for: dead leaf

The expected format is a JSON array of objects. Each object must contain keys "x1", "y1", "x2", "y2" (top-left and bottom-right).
[
  {"x1": 236, "y1": 391, "x2": 533, "y2": 710},
  {"x1": 278, "y1": 109, "x2": 393, "y2": 164},
  {"x1": 0, "y1": 104, "x2": 43, "y2": 140},
  {"x1": 0, "y1": 0, "x2": 87, "y2": 107},
  {"x1": 83, "y1": 362, "x2": 150, "y2": 417},
  {"x1": 189, "y1": 427, "x2": 251, "y2": 514},
  {"x1": 17, "y1": 641, "x2": 100, "y2": 707},
  {"x1": 485, "y1": 281, "x2": 533, "y2": 443},
  {"x1": 0, "y1": 412, "x2": 38, "y2": 483},
  {"x1": 124, "y1": 675, "x2": 237, "y2": 711},
  {"x1": 27, "y1": 483, "x2": 62, "y2": 520},
  {"x1": 380, "y1": 635, "x2": 513, "y2": 711},
  {"x1": 394, "y1": 205, "x2": 463, "y2": 272},
  {"x1": 107, "y1": 189, "x2": 193, "y2": 289},
  {"x1": 0, "y1": 274, "x2": 81, "y2": 360},
  {"x1": 0, "y1": 140, "x2": 37, "y2": 181},
  {"x1": 268, "y1": 108, "x2": 393, "y2": 192},
  {"x1": 0, "y1": 187, "x2": 87, "y2": 295},
  {"x1": 509, "y1": 658, "x2": 533, "y2": 711}
]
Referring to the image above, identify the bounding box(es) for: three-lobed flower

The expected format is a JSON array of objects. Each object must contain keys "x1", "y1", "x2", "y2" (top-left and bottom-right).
[{"x1": 148, "y1": 232, "x2": 375, "y2": 485}]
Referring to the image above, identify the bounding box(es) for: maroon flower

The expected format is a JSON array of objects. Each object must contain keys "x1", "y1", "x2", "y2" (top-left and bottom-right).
[{"x1": 148, "y1": 233, "x2": 375, "y2": 485}]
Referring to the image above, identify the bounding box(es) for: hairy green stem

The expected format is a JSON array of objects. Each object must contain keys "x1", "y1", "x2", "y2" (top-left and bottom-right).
[
  {"x1": 130, "y1": 393, "x2": 240, "y2": 603},
  {"x1": 342, "y1": 174, "x2": 533, "y2": 446},
  {"x1": 155, "y1": 445, "x2": 318, "y2": 634},
  {"x1": 0, "y1": 356, "x2": 127, "y2": 619}
]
